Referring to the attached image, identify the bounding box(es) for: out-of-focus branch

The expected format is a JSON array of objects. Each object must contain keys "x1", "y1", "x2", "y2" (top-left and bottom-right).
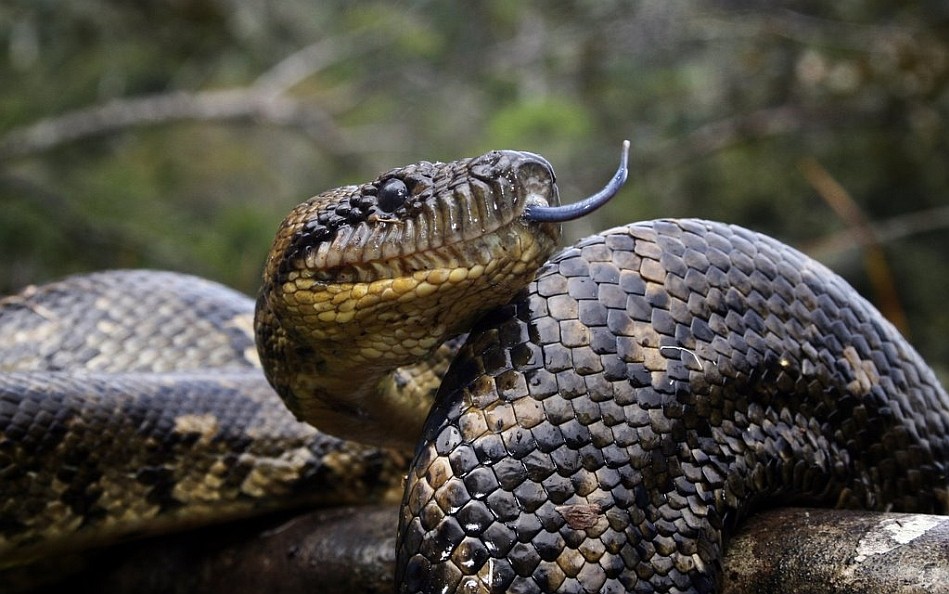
[
  {"x1": 799, "y1": 157, "x2": 909, "y2": 335},
  {"x1": 0, "y1": 29, "x2": 394, "y2": 161},
  {"x1": 647, "y1": 106, "x2": 821, "y2": 170},
  {"x1": 0, "y1": 90, "x2": 346, "y2": 160},
  {"x1": 677, "y1": 106, "x2": 802, "y2": 158},
  {"x1": 252, "y1": 30, "x2": 388, "y2": 100},
  {"x1": 694, "y1": 8, "x2": 916, "y2": 52},
  {"x1": 759, "y1": 8, "x2": 915, "y2": 51},
  {"x1": 803, "y1": 205, "x2": 949, "y2": 259}
]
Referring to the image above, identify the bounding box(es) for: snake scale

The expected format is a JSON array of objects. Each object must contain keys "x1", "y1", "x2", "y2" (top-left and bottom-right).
[{"x1": 1, "y1": 143, "x2": 947, "y2": 593}]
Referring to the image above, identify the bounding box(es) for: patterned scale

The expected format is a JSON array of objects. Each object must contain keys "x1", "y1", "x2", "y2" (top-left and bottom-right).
[{"x1": 397, "y1": 219, "x2": 949, "y2": 593}]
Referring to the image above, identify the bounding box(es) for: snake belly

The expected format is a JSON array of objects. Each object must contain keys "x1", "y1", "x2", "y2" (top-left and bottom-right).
[{"x1": 397, "y1": 219, "x2": 949, "y2": 593}]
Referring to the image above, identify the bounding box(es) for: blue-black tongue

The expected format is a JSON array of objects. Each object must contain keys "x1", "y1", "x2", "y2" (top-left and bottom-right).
[{"x1": 523, "y1": 139, "x2": 629, "y2": 223}]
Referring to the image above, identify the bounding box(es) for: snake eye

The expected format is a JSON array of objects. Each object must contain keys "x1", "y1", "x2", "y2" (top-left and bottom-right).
[{"x1": 378, "y1": 178, "x2": 409, "y2": 213}]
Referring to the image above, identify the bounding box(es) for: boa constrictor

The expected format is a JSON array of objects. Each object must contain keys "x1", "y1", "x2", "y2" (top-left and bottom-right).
[{"x1": 1, "y1": 142, "x2": 946, "y2": 593}]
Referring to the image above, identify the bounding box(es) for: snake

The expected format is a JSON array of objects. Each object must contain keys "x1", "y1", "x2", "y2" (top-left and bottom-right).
[{"x1": 1, "y1": 141, "x2": 947, "y2": 593}]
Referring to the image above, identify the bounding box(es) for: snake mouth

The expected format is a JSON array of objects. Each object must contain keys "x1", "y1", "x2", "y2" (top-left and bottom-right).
[
  {"x1": 276, "y1": 150, "x2": 563, "y2": 285},
  {"x1": 256, "y1": 143, "x2": 629, "y2": 448}
]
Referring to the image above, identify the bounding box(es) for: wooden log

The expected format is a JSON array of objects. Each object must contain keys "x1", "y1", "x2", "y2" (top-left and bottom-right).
[
  {"x1": 12, "y1": 506, "x2": 949, "y2": 593},
  {"x1": 723, "y1": 508, "x2": 949, "y2": 593}
]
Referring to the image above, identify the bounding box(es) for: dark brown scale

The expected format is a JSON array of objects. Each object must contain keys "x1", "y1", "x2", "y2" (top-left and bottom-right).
[
  {"x1": 397, "y1": 218, "x2": 949, "y2": 593},
  {"x1": 0, "y1": 271, "x2": 409, "y2": 567},
  {"x1": 281, "y1": 160, "x2": 457, "y2": 278}
]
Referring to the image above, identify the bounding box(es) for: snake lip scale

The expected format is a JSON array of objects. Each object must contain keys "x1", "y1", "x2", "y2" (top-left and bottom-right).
[
  {"x1": 1, "y1": 142, "x2": 947, "y2": 594},
  {"x1": 253, "y1": 143, "x2": 628, "y2": 450}
]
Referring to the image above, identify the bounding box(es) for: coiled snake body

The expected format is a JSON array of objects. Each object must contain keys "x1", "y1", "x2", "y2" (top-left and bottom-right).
[{"x1": 1, "y1": 145, "x2": 947, "y2": 593}]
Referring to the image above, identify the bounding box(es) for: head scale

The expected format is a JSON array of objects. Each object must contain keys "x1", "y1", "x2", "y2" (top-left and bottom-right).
[{"x1": 255, "y1": 142, "x2": 629, "y2": 448}]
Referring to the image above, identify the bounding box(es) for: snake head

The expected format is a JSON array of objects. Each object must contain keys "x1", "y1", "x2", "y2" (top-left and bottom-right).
[
  {"x1": 255, "y1": 145, "x2": 628, "y2": 448},
  {"x1": 268, "y1": 150, "x2": 565, "y2": 283}
]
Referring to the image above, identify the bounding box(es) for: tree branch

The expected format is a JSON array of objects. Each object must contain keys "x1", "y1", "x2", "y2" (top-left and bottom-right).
[
  {"x1": 799, "y1": 157, "x2": 909, "y2": 334},
  {"x1": 0, "y1": 89, "x2": 352, "y2": 160},
  {"x1": 0, "y1": 28, "x2": 394, "y2": 161},
  {"x1": 802, "y1": 205, "x2": 949, "y2": 258},
  {"x1": 11, "y1": 507, "x2": 947, "y2": 594},
  {"x1": 642, "y1": 105, "x2": 818, "y2": 171},
  {"x1": 252, "y1": 30, "x2": 390, "y2": 100}
]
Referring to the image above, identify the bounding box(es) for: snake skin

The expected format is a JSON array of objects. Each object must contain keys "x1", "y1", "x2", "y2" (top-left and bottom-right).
[
  {"x1": 0, "y1": 271, "x2": 406, "y2": 567},
  {"x1": 1, "y1": 213, "x2": 947, "y2": 590},
  {"x1": 398, "y1": 219, "x2": 949, "y2": 593}
]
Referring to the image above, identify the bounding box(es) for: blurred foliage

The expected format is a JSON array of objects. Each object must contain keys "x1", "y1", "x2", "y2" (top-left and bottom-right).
[{"x1": 0, "y1": 1, "x2": 947, "y2": 375}]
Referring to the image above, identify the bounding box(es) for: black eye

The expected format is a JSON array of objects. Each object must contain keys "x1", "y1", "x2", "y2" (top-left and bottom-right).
[{"x1": 378, "y1": 178, "x2": 409, "y2": 213}]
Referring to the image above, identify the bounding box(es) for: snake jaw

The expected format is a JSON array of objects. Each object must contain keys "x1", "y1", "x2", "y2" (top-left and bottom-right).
[
  {"x1": 269, "y1": 151, "x2": 563, "y2": 288},
  {"x1": 256, "y1": 146, "x2": 636, "y2": 447},
  {"x1": 257, "y1": 150, "x2": 568, "y2": 447},
  {"x1": 257, "y1": 224, "x2": 558, "y2": 448}
]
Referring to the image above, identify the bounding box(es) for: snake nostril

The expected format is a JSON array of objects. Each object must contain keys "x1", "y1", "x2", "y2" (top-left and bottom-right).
[{"x1": 514, "y1": 160, "x2": 558, "y2": 208}]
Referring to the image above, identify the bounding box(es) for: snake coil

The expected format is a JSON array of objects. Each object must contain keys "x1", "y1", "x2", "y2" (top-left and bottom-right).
[{"x1": 1, "y1": 144, "x2": 947, "y2": 593}]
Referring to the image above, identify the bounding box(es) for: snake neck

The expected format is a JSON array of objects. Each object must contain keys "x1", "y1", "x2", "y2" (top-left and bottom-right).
[
  {"x1": 253, "y1": 226, "x2": 556, "y2": 450},
  {"x1": 255, "y1": 287, "x2": 474, "y2": 450},
  {"x1": 288, "y1": 358, "x2": 432, "y2": 450}
]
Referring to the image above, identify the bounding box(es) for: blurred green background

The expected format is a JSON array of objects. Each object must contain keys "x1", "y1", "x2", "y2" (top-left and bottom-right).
[{"x1": 1, "y1": 1, "x2": 946, "y2": 376}]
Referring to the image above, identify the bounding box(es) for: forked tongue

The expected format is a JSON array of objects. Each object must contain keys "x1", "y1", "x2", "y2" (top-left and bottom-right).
[{"x1": 523, "y1": 139, "x2": 630, "y2": 223}]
